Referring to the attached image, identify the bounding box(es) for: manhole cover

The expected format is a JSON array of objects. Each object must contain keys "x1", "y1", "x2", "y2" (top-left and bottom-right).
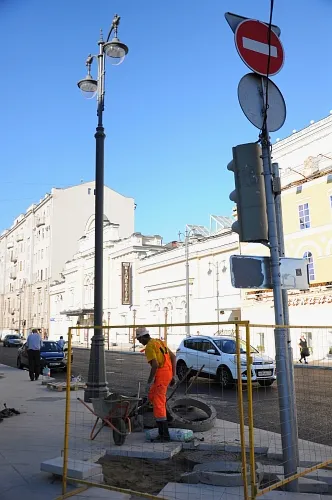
[{"x1": 27, "y1": 397, "x2": 65, "y2": 402}]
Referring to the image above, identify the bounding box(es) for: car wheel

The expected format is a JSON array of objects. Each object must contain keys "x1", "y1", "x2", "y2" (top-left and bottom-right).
[
  {"x1": 17, "y1": 357, "x2": 23, "y2": 369},
  {"x1": 258, "y1": 379, "x2": 275, "y2": 387},
  {"x1": 218, "y1": 367, "x2": 234, "y2": 389},
  {"x1": 176, "y1": 361, "x2": 192, "y2": 382}
]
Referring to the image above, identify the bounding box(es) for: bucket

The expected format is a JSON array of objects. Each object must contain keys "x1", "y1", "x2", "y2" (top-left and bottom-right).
[{"x1": 42, "y1": 367, "x2": 51, "y2": 377}]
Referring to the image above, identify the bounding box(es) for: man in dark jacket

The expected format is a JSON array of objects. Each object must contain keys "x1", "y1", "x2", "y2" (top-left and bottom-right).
[{"x1": 299, "y1": 335, "x2": 309, "y2": 364}]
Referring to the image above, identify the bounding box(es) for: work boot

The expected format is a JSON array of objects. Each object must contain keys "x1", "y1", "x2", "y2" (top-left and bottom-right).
[{"x1": 154, "y1": 421, "x2": 171, "y2": 443}]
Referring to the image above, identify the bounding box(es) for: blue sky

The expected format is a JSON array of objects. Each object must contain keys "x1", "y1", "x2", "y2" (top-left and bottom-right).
[{"x1": 1, "y1": 0, "x2": 331, "y2": 243}]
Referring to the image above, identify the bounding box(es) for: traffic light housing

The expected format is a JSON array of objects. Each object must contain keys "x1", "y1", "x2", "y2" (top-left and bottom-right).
[{"x1": 228, "y1": 142, "x2": 268, "y2": 243}]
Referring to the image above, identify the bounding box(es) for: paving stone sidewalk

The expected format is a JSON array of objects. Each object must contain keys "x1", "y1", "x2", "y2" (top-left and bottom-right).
[{"x1": 2, "y1": 363, "x2": 332, "y2": 500}]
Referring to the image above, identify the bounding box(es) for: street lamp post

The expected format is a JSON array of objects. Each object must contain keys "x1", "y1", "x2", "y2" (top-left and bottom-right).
[
  {"x1": 78, "y1": 14, "x2": 129, "y2": 402},
  {"x1": 107, "y1": 311, "x2": 111, "y2": 350},
  {"x1": 132, "y1": 309, "x2": 137, "y2": 351},
  {"x1": 208, "y1": 261, "x2": 226, "y2": 332}
]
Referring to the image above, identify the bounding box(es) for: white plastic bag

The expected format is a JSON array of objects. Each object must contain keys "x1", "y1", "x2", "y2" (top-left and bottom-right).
[{"x1": 145, "y1": 427, "x2": 194, "y2": 442}]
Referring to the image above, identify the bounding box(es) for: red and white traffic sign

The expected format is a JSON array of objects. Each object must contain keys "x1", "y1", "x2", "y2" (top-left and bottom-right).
[{"x1": 235, "y1": 19, "x2": 284, "y2": 76}]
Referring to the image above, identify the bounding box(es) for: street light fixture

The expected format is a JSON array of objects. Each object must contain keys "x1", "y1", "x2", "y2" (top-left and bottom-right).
[
  {"x1": 178, "y1": 228, "x2": 204, "y2": 337},
  {"x1": 208, "y1": 260, "x2": 227, "y2": 332},
  {"x1": 78, "y1": 14, "x2": 129, "y2": 403}
]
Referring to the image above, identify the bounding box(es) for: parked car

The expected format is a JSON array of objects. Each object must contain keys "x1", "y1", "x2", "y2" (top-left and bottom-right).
[
  {"x1": 176, "y1": 335, "x2": 276, "y2": 389},
  {"x1": 17, "y1": 340, "x2": 67, "y2": 372},
  {"x1": 3, "y1": 334, "x2": 24, "y2": 348}
]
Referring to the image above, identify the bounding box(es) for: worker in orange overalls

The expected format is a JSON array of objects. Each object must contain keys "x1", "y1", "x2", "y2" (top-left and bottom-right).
[{"x1": 136, "y1": 327, "x2": 176, "y2": 442}]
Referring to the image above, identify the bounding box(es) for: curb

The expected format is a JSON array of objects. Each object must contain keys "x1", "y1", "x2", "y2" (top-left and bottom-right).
[{"x1": 294, "y1": 364, "x2": 332, "y2": 371}]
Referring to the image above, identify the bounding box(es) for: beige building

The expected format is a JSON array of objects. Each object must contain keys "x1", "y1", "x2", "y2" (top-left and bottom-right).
[
  {"x1": 242, "y1": 114, "x2": 332, "y2": 359},
  {"x1": 0, "y1": 182, "x2": 134, "y2": 336}
]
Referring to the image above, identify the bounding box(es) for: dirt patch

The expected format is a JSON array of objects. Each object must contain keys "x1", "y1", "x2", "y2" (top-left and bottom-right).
[
  {"x1": 98, "y1": 451, "x2": 284, "y2": 495},
  {"x1": 98, "y1": 453, "x2": 193, "y2": 495}
]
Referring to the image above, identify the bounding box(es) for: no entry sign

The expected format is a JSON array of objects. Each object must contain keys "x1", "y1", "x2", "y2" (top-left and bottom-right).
[{"x1": 235, "y1": 19, "x2": 284, "y2": 76}]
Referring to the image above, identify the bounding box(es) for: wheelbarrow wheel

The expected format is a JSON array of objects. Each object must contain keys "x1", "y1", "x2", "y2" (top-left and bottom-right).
[{"x1": 113, "y1": 418, "x2": 127, "y2": 446}]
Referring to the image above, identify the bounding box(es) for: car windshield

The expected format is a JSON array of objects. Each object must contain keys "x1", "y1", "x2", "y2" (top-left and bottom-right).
[
  {"x1": 214, "y1": 339, "x2": 258, "y2": 355},
  {"x1": 40, "y1": 342, "x2": 61, "y2": 353},
  {"x1": 8, "y1": 335, "x2": 19, "y2": 339}
]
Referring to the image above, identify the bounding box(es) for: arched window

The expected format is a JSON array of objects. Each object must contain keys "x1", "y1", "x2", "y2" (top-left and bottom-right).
[{"x1": 303, "y1": 251, "x2": 315, "y2": 281}]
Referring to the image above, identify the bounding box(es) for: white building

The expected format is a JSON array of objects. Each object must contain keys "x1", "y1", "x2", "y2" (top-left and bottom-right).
[
  {"x1": 49, "y1": 215, "x2": 241, "y2": 348},
  {"x1": 0, "y1": 182, "x2": 134, "y2": 336}
]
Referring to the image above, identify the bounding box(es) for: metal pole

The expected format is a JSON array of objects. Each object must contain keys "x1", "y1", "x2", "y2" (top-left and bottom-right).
[
  {"x1": 164, "y1": 307, "x2": 168, "y2": 345},
  {"x1": 272, "y1": 162, "x2": 299, "y2": 464},
  {"x1": 107, "y1": 312, "x2": 110, "y2": 351},
  {"x1": 185, "y1": 230, "x2": 190, "y2": 337},
  {"x1": 62, "y1": 327, "x2": 72, "y2": 495},
  {"x1": 260, "y1": 103, "x2": 298, "y2": 490},
  {"x1": 85, "y1": 38, "x2": 108, "y2": 402},
  {"x1": 235, "y1": 324, "x2": 249, "y2": 500},
  {"x1": 133, "y1": 310, "x2": 136, "y2": 351},
  {"x1": 18, "y1": 291, "x2": 22, "y2": 335},
  {"x1": 216, "y1": 263, "x2": 220, "y2": 330}
]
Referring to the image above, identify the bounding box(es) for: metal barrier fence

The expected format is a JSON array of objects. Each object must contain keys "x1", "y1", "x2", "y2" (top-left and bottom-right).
[
  {"x1": 248, "y1": 324, "x2": 332, "y2": 499},
  {"x1": 56, "y1": 321, "x2": 332, "y2": 500}
]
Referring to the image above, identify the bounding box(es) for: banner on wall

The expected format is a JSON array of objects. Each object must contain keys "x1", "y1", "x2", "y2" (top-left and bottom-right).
[{"x1": 121, "y1": 262, "x2": 132, "y2": 305}]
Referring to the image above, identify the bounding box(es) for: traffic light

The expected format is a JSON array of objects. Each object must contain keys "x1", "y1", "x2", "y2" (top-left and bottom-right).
[{"x1": 227, "y1": 142, "x2": 268, "y2": 243}]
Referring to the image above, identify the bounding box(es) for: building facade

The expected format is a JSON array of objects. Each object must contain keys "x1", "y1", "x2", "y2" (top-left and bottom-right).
[
  {"x1": 49, "y1": 220, "x2": 241, "y2": 348},
  {"x1": 0, "y1": 182, "x2": 134, "y2": 336},
  {"x1": 48, "y1": 114, "x2": 332, "y2": 361},
  {"x1": 241, "y1": 115, "x2": 332, "y2": 359}
]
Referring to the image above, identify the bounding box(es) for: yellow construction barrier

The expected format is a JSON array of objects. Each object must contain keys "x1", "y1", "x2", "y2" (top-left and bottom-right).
[{"x1": 57, "y1": 321, "x2": 332, "y2": 499}]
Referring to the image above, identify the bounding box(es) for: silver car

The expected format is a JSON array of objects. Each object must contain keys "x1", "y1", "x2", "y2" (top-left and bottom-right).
[{"x1": 3, "y1": 335, "x2": 23, "y2": 347}]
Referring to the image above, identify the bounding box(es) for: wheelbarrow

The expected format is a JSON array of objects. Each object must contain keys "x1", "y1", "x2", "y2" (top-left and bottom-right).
[{"x1": 78, "y1": 393, "x2": 140, "y2": 446}]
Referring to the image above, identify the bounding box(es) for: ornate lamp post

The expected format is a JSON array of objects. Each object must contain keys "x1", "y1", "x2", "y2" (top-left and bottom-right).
[{"x1": 78, "y1": 14, "x2": 129, "y2": 402}]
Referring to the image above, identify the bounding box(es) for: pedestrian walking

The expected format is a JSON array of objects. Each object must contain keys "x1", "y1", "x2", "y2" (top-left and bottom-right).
[
  {"x1": 299, "y1": 335, "x2": 309, "y2": 364},
  {"x1": 136, "y1": 327, "x2": 176, "y2": 442},
  {"x1": 26, "y1": 328, "x2": 43, "y2": 381}
]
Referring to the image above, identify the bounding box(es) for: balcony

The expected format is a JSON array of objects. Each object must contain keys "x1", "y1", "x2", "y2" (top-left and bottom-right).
[
  {"x1": 10, "y1": 253, "x2": 18, "y2": 264},
  {"x1": 16, "y1": 233, "x2": 23, "y2": 242},
  {"x1": 10, "y1": 272, "x2": 17, "y2": 280},
  {"x1": 7, "y1": 241, "x2": 14, "y2": 250},
  {"x1": 36, "y1": 217, "x2": 45, "y2": 228}
]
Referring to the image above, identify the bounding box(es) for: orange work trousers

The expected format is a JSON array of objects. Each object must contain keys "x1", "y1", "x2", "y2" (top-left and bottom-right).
[{"x1": 148, "y1": 361, "x2": 173, "y2": 421}]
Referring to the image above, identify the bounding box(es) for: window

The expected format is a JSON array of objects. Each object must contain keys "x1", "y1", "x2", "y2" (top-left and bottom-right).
[
  {"x1": 303, "y1": 251, "x2": 315, "y2": 281},
  {"x1": 200, "y1": 340, "x2": 216, "y2": 353},
  {"x1": 296, "y1": 186, "x2": 302, "y2": 194},
  {"x1": 41, "y1": 249, "x2": 44, "y2": 259},
  {"x1": 88, "y1": 188, "x2": 91, "y2": 195},
  {"x1": 41, "y1": 269, "x2": 43, "y2": 281},
  {"x1": 330, "y1": 195, "x2": 332, "y2": 208},
  {"x1": 298, "y1": 203, "x2": 310, "y2": 230}
]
